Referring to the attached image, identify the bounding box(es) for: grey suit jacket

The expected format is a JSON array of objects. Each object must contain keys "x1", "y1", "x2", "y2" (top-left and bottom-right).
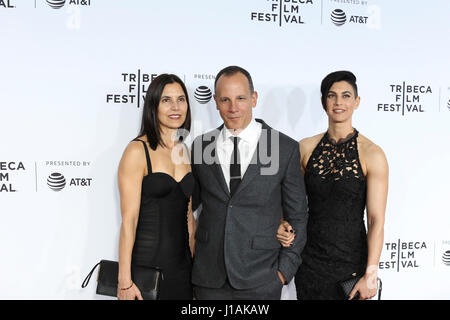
[{"x1": 191, "y1": 119, "x2": 308, "y2": 290}]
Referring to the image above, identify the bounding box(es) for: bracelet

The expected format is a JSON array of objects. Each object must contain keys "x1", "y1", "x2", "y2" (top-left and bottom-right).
[{"x1": 119, "y1": 282, "x2": 134, "y2": 291}]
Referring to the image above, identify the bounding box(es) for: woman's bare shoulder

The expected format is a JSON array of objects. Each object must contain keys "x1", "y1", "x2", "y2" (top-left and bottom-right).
[
  {"x1": 299, "y1": 132, "x2": 325, "y2": 151},
  {"x1": 120, "y1": 139, "x2": 147, "y2": 169},
  {"x1": 357, "y1": 133, "x2": 388, "y2": 170},
  {"x1": 358, "y1": 133, "x2": 384, "y2": 155}
]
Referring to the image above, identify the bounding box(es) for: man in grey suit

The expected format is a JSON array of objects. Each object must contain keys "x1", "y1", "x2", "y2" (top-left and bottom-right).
[{"x1": 191, "y1": 66, "x2": 308, "y2": 299}]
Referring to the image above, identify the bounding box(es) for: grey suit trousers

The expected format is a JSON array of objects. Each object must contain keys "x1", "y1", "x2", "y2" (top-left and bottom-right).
[{"x1": 194, "y1": 276, "x2": 283, "y2": 300}]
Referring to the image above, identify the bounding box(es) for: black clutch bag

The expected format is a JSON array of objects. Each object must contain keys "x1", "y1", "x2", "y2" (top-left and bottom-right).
[
  {"x1": 339, "y1": 274, "x2": 382, "y2": 300},
  {"x1": 81, "y1": 260, "x2": 163, "y2": 300}
]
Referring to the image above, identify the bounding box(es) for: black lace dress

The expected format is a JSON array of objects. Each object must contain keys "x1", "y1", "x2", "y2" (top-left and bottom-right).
[{"x1": 295, "y1": 129, "x2": 368, "y2": 300}]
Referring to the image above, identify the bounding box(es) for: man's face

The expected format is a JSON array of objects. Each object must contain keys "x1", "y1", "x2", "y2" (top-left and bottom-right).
[{"x1": 214, "y1": 72, "x2": 257, "y2": 132}]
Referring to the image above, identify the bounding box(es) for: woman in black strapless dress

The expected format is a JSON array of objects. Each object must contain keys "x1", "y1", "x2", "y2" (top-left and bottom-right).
[
  {"x1": 278, "y1": 71, "x2": 388, "y2": 300},
  {"x1": 117, "y1": 74, "x2": 195, "y2": 300}
]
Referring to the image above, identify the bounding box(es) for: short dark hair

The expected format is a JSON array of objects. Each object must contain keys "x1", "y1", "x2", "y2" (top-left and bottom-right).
[
  {"x1": 137, "y1": 73, "x2": 191, "y2": 150},
  {"x1": 320, "y1": 70, "x2": 358, "y2": 110},
  {"x1": 214, "y1": 65, "x2": 254, "y2": 94}
]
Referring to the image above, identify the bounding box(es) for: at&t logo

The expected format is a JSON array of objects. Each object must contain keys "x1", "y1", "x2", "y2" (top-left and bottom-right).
[
  {"x1": 46, "y1": 0, "x2": 65, "y2": 9},
  {"x1": 443, "y1": 250, "x2": 450, "y2": 266},
  {"x1": 331, "y1": 9, "x2": 368, "y2": 26},
  {"x1": 194, "y1": 86, "x2": 212, "y2": 104},
  {"x1": 331, "y1": 9, "x2": 346, "y2": 26},
  {"x1": 47, "y1": 172, "x2": 92, "y2": 192},
  {"x1": 47, "y1": 172, "x2": 66, "y2": 191}
]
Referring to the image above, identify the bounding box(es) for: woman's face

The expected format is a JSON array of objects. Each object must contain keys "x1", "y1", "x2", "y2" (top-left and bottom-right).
[
  {"x1": 325, "y1": 80, "x2": 360, "y2": 123},
  {"x1": 157, "y1": 82, "x2": 188, "y2": 131}
]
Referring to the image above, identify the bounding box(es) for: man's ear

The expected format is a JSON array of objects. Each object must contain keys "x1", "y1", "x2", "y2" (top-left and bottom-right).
[
  {"x1": 214, "y1": 94, "x2": 219, "y2": 110},
  {"x1": 252, "y1": 91, "x2": 258, "y2": 108}
]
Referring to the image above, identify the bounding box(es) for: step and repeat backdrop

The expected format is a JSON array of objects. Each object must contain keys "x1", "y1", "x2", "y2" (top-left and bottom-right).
[{"x1": 1, "y1": 0, "x2": 449, "y2": 299}]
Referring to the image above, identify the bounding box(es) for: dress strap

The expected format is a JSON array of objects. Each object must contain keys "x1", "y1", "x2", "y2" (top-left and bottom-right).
[{"x1": 133, "y1": 139, "x2": 152, "y2": 174}]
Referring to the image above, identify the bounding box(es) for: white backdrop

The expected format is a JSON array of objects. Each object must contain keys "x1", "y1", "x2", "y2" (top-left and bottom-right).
[{"x1": 1, "y1": 0, "x2": 450, "y2": 300}]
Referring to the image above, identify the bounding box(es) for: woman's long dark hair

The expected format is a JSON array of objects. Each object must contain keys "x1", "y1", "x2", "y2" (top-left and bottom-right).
[{"x1": 137, "y1": 74, "x2": 191, "y2": 150}]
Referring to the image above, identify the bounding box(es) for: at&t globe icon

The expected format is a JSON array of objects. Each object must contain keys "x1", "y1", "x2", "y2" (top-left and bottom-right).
[
  {"x1": 194, "y1": 86, "x2": 212, "y2": 104},
  {"x1": 46, "y1": 0, "x2": 66, "y2": 9},
  {"x1": 331, "y1": 9, "x2": 346, "y2": 26},
  {"x1": 443, "y1": 250, "x2": 450, "y2": 266},
  {"x1": 47, "y1": 173, "x2": 66, "y2": 191}
]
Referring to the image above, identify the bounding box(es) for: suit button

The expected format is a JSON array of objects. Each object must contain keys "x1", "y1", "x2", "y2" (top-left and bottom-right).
[{"x1": 229, "y1": 205, "x2": 233, "y2": 208}]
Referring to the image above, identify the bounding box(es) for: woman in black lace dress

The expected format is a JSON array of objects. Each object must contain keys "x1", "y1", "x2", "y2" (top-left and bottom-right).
[
  {"x1": 278, "y1": 71, "x2": 388, "y2": 300},
  {"x1": 117, "y1": 74, "x2": 195, "y2": 300}
]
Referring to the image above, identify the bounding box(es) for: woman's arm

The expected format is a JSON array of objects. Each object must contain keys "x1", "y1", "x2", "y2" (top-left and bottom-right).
[
  {"x1": 117, "y1": 142, "x2": 146, "y2": 300},
  {"x1": 350, "y1": 144, "x2": 389, "y2": 300},
  {"x1": 187, "y1": 197, "x2": 196, "y2": 257},
  {"x1": 276, "y1": 139, "x2": 312, "y2": 247}
]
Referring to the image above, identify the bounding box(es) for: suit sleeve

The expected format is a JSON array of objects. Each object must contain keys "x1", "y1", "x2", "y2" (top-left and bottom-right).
[
  {"x1": 190, "y1": 139, "x2": 202, "y2": 212},
  {"x1": 278, "y1": 143, "x2": 309, "y2": 283}
]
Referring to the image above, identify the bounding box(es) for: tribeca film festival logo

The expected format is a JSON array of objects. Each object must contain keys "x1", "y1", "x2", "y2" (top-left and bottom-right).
[
  {"x1": 45, "y1": 0, "x2": 91, "y2": 9},
  {"x1": 44, "y1": 161, "x2": 92, "y2": 192},
  {"x1": 250, "y1": 0, "x2": 314, "y2": 27},
  {"x1": 379, "y1": 239, "x2": 428, "y2": 272},
  {"x1": 0, "y1": 0, "x2": 14, "y2": 8},
  {"x1": 0, "y1": 162, "x2": 25, "y2": 192},
  {"x1": 377, "y1": 83, "x2": 433, "y2": 116},
  {"x1": 106, "y1": 71, "x2": 159, "y2": 108}
]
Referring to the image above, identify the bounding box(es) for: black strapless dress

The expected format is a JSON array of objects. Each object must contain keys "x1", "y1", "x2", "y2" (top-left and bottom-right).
[
  {"x1": 295, "y1": 129, "x2": 368, "y2": 300},
  {"x1": 131, "y1": 139, "x2": 194, "y2": 300}
]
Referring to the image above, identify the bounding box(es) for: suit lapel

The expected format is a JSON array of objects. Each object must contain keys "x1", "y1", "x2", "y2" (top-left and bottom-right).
[
  {"x1": 205, "y1": 125, "x2": 230, "y2": 198},
  {"x1": 210, "y1": 158, "x2": 230, "y2": 198}
]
